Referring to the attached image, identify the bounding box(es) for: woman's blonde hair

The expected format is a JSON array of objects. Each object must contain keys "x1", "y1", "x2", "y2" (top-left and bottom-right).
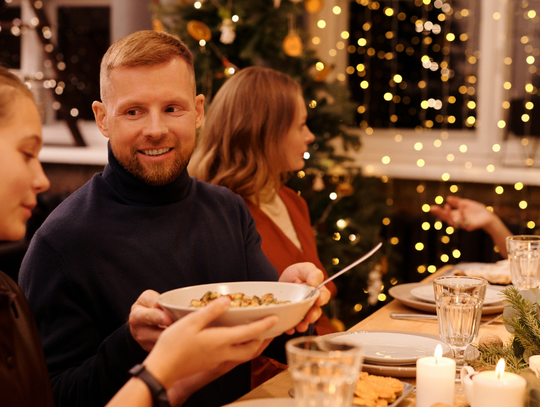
[
  {"x1": 190, "y1": 66, "x2": 302, "y2": 202},
  {"x1": 0, "y1": 66, "x2": 36, "y2": 121}
]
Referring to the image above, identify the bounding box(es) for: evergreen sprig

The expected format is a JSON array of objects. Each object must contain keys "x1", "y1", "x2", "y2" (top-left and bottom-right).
[
  {"x1": 502, "y1": 287, "x2": 540, "y2": 357},
  {"x1": 467, "y1": 342, "x2": 527, "y2": 373}
]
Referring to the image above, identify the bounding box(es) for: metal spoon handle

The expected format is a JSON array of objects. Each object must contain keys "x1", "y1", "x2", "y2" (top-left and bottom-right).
[{"x1": 306, "y1": 242, "x2": 383, "y2": 298}]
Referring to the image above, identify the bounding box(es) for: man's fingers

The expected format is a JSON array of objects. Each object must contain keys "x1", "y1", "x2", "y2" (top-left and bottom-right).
[
  {"x1": 315, "y1": 286, "x2": 331, "y2": 307},
  {"x1": 130, "y1": 304, "x2": 171, "y2": 327},
  {"x1": 303, "y1": 306, "x2": 323, "y2": 325},
  {"x1": 135, "y1": 289, "x2": 161, "y2": 308}
]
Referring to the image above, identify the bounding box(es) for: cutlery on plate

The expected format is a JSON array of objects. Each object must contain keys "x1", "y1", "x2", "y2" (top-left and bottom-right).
[
  {"x1": 390, "y1": 313, "x2": 502, "y2": 326},
  {"x1": 304, "y1": 242, "x2": 383, "y2": 299}
]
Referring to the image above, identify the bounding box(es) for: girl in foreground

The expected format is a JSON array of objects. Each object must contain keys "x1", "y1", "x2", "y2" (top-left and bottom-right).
[
  {"x1": 190, "y1": 66, "x2": 338, "y2": 385},
  {"x1": 0, "y1": 66, "x2": 277, "y2": 407}
]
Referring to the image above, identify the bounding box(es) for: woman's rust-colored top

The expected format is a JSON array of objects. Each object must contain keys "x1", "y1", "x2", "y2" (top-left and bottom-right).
[
  {"x1": 246, "y1": 186, "x2": 338, "y2": 388},
  {"x1": 245, "y1": 186, "x2": 337, "y2": 301}
]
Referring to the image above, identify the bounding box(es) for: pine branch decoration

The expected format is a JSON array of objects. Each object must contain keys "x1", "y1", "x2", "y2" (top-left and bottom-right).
[
  {"x1": 502, "y1": 286, "x2": 540, "y2": 357},
  {"x1": 467, "y1": 342, "x2": 527, "y2": 373}
]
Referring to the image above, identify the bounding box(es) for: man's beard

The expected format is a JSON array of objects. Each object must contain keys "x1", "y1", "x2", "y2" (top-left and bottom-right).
[{"x1": 114, "y1": 140, "x2": 194, "y2": 186}]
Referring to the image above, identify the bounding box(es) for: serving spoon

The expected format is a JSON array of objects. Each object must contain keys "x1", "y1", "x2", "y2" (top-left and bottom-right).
[{"x1": 304, "y1": 242, "x2": 383, "y2": 299}]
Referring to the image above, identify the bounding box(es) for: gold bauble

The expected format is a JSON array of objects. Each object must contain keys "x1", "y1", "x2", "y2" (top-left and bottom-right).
[
  {"x1": 152, "y1": 19, "x2": 164, "y2": 32},
  {"x1": 305, "y1": 0, "x2": 323, "y2": 14},
  {"x1": 283, "y1": 33, "x2": 303, "y2": 57},
  {"x1": 336, "y1": 183, "x2": 354, "y2": 197},
  {"x1": 187, "y1": 20, "x2": 212, "y2": 42},
  {"x1": 313, "y1": 65, "x2": 332, "y2": 82}
]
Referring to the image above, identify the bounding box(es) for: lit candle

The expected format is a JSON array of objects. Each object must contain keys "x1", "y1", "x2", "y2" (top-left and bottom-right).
[
  {"x1": 416, "y1": 344, "x2": 456, "y2": 407},
  {"x1": 472, "y1": 359, "x2": 526, "y2": 407},
  {"x1": 529, "y1": 355, "x2": 540, "y2": 377}
]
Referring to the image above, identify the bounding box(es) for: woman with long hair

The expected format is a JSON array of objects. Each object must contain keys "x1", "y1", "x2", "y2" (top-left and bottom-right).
[{"x1": 190, "y1": 66, "x2": 339, "y2": 386}]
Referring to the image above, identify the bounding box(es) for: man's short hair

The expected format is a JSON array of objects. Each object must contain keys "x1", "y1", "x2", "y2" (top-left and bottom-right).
[{"x1": 99, "y1": 30, "x2": 195, "y2": 103}]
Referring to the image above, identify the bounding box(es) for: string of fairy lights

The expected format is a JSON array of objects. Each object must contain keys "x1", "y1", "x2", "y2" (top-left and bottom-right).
[
  {"x1": 4, "y1": 0, "x2": 540, "y2": 296},
  {"x1": 303, "y1": 0, "x2": 540, "y2": 283}
]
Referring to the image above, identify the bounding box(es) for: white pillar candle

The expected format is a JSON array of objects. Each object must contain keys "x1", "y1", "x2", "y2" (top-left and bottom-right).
[
  {"x1": 472, "y1": 359, "x2": 526, "y2": 407},
  {"x1": 529, "y1": 355, "x2": 540, "y2": 377},
  {"x1": 416, "y1": 344, "x2": 456, "y2": 407}
]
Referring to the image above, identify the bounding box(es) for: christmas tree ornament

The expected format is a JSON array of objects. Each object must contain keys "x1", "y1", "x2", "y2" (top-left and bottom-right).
[
  {"x1": 283, "y1": 34, "x2": 303, "y2": 57},
  {"x1": 220, "y1": 18, "x2": 236, "y2": 44},
  {"x1": 152, "y1": 19, "x2": 164, "y2": 32},
  {"x1": 187, "y1": 20, "x2": 212, "y2": 41},
  {"x1": 336, "y1": 183, "x2": 354, "y2": 197},
  {"x1": 305, "y1": 0, "x2": 323, "y2": 14},
  {"x1": 313, "y1": 65, "x2": 332, "y2": 82},
  {"x1": 282, "y1": 14, "x2": 302, "y2": 57},
  {"x1": 312, "y1": 171, "x2": 325, "y2": 191}
]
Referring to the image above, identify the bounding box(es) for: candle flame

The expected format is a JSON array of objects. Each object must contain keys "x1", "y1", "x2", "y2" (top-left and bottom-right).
[
  {"x1": 434, "y1": 344, "x2": 442, "y2": 363},
  {"x1": 496, "y1": 358, "x2": 505, "y2": 379}
]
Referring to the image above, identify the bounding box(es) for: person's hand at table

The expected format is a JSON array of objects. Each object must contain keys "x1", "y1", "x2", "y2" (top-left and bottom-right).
[
  {"x1": 113, "y1": 293, "x2": 278, "y2": 407},
  {"x1": 128, "y1": 289, "x2": 174, "y2": 351},
  {"x1": 430, "y1": 195, "x2": 496, "y2": 231},
  {"x1": 430, "y1": 195, "x2": 513, "y2": 258},
  {"x1": 279, "y1": 262, "x2": 331, "y2": 334}
]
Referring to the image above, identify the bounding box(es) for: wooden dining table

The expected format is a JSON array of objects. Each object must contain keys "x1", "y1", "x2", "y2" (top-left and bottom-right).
[{"x1": 235, "y1": 266, "x2": 511, "y2": 406}]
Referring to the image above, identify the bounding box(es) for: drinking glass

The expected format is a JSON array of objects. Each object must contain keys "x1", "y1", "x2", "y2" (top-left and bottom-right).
[
  {"x1": 506, "y1": 235, "x2": 540, "y2": 290},
  {"x1": 433, "y1": 276, "x2": 487, "y2": 370},
  {"x1": 286, "y1": 336, "x2": 363, "y2": 407}
]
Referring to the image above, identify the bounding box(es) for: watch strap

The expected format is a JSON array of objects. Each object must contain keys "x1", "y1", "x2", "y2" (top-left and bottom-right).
[{"x1": 129, "y1": 364, "x2": 171, "y2": 407}]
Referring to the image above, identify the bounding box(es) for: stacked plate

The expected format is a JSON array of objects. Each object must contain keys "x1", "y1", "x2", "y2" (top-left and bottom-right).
[
  {"x1": 322, "y1": 330, "x2": 453, "y2": 378},
  {"x1": 388, "y1": 282, "x2": 506, "y2": 315},
  {"x1": 409, "y1": 284, "x2": 504, "y2": 305}
]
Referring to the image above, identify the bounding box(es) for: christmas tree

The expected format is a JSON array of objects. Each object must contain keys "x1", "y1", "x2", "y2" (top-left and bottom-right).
[{"x1": 154, "y1": 0, "x2": 399, "y2": 328}]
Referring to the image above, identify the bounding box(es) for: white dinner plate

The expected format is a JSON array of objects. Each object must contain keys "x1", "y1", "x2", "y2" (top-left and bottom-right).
[
  {"x1": 223, "y1": 398, "x2": 296, "y2": 407},
  {"x1": 320, "y1": 330, "x2": 452, "y2": 366},
  {"x1": 410, "y1": 284, "x2": 504, "y2": 305},
  {"x1": 388, "y1": 282, "x2": 506, "y2": 315}
]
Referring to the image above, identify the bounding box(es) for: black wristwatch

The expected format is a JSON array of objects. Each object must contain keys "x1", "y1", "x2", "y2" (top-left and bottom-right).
[{"x1": 129, "y1": 364, "x2": 171, "y2": 407}]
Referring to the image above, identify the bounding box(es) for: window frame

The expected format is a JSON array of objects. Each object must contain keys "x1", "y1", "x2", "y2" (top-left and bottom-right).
[{"x1": 313, "y1": 0, "x2": 540, "y2": 186}]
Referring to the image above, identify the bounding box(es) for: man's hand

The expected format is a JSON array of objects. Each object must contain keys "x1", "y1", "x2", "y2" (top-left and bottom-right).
[
  {"x1": 279, "y1": 262, "x2": 331, "y2": 333},
  {"x1": 128, "y1": 290, "x2": 174, "y2": 352}
]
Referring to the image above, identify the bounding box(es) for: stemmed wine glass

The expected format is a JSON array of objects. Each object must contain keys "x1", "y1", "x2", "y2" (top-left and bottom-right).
[{"x1": 433, "y1": 276, "x2": 487, "y2": 389}]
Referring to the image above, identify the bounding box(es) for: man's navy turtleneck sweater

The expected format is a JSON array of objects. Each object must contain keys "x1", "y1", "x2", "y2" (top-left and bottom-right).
[{"x1": 19, "y1": 145, "x2": 279, "y2": 407}]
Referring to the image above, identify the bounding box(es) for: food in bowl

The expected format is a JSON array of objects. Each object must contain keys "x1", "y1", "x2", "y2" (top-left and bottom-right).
[
  {"x1": 158, "y1": 281, "x2": 319, "y2": 339},
  {"x1": 190, "y1": 291, "x2": 291, "y2": 308}
]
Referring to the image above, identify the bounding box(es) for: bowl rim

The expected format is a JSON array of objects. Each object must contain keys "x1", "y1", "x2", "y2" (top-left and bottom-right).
[{"x1": 157, "y1": 281, "x2": 319, "y2": 311}]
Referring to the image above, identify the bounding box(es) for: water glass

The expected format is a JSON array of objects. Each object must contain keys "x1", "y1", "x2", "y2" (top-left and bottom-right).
[
  {"x1": 506, "y1": 235, "x2": 540, "y2": 290},
  {"x1": 433, "y1": 276, "x2": 487, "y2": 368},
  {"x1": 286, "y1": 336, "x2": 363, "y2": 407}
]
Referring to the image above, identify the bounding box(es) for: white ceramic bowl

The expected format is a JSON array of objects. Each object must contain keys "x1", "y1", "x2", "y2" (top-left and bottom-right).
[{"x1": 158, "y1": 281, "x2": 319, "y2": 339}]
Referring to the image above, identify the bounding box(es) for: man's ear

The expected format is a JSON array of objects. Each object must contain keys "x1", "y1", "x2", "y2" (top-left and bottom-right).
[
  {"x1": 194, "y1": 94, "x2": 205, "y2": 129},
  {"x1": 92, "y1": 101, "x2": 109, "y2": 138}
]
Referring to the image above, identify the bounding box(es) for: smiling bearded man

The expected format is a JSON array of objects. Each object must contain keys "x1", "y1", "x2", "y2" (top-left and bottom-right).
[
  {"x1": 18, "y1": 29, "x2": 329, "y2": 407},
  {"x1": 92, "y1": 38, "x2": 203, "y2": 187}
]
